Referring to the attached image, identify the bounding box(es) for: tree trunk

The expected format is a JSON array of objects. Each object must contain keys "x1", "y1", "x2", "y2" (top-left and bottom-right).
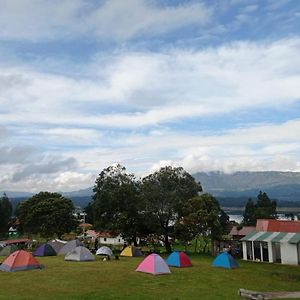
[
  {"x1": 164, "y1": 233, "x2": 172, "y2": 253},
  {"x1": 194, "y1": 238, "x2": 198, "y2": 253}
]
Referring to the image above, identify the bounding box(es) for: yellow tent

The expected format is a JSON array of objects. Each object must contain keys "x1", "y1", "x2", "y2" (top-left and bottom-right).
[{"x1": 120, "y1": 246, "x2": 143, "y2": 257}]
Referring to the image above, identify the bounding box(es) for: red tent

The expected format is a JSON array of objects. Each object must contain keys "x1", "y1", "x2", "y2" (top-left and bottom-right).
[{"x1": 0, "y1": 250, "x2": 43, "y2": 272}]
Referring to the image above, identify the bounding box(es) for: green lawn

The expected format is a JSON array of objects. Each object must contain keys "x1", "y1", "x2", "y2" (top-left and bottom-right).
[{"x1": 0, "y1": 254, "x2": 299, "y2": 300}]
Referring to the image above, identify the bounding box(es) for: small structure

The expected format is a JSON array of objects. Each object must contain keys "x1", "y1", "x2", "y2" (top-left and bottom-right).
[
  {"x1": 212, "y1": 251, "x2": 239, "y2": 269},
  {"x1": 120, "y1": 246, "x2": 143, "y2": 257},
  {"x1": 241, "y1": 219, "x2": 300, "y2": 265},
  {"x1": 0, "y1": 244, "x2": 18, "y2": 256},
  {"x1": 64, "y1": 246, "x2": 95, "y2": 262},
  {"x1": 229, "y1": 226, "x2": 256, "y2": 240},
  {"x1": 34, "y1": 244, "x2": 56, "y2": 257},
  {"x1": 136, "y1": 253, "x2": 171, "y2": 275},
  {"x1": 166, "y1": 251, "x2": 192, "y2": 268},
  {"x1": 58, "y1": 239, "x2": 83, "y2": 255},
  {"x1": 96, "y1": 246, "x2": 113, "y2": 257},
  {"x1": 97, "y1": 231, "x2": 125, "y2": 245},
  {"x1": 0, "y1": 250, "x2": 43, "y2": 272}
]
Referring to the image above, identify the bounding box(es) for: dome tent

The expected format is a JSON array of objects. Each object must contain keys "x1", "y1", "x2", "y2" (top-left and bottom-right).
[
  {"x1": 0, "y1": 244, "x2": 18, "y2": 256},
  {"x1": 212, "y1": 251, "x2": 239, "y2": 269},
  {"x1": 136, "y1": 253, "x2": 171, "y2": 275},
  {"x1": 166, "y1": 251, "x2": 192, "y2": 268},
  {"x1": 34, "y1": 244, "x2": 57, "y2": 257},
  {"x1": 65, "y1": 246, "x2": 95, "y2": 262},
  {"x1": 120, "y1": 246, "x2": 143, "y2": 257},
  {"x1": 0, "y1": 250, "x2": 43, "y2": 272},
  {"x1": 58, "y1": 239, "x2": 83, "y2": 255},
  {"x1": 96, "y1": 246, "x2": 113, "y2": 256}
]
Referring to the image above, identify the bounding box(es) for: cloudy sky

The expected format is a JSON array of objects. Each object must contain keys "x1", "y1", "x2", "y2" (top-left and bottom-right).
[{"x1": 0, "y1": 0, "x2": 300, "y2": 192}]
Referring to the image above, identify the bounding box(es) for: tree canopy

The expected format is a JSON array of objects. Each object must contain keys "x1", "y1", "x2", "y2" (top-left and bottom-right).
[
  {"x1": 88, "y1": 164, "x2": 145, "y2": 245},
  {"x1": 243, "y1": 191, "x2": 277, "y2": 225},
  {"x1": 17, "y1": 192, "x2": 77, "y2": 238},
  {"x1": 0, "y1": 193, "x2": 13, "y2": 235},
  {"x1": 142, "y1": 166, "x2": 202, "y2": 252}
]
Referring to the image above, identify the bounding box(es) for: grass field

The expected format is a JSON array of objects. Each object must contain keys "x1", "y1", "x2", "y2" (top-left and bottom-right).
[{"x1": 0, "y1": 253, "x2": 299, "y2": 300}]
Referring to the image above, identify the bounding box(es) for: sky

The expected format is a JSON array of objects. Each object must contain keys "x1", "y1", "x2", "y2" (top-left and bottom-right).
[{"x1": 0, "y1": 0, "x2": 300, "y2": 192}]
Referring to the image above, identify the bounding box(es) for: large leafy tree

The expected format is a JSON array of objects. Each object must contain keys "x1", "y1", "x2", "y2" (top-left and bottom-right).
[
  {"x1": 17, "y1": 192, "x2": 77, "y2": 238},
  {"x1": 89, "y1": 164, "x2": 144, "y2": 245},
  {"x1": 176, "y1": 193, "x2": 229, "y2": 253},
  {"x1": 0, "y1": 193, "x2": 13, "y2": 235},
  {"x1": 142, "y1": 166, "x2": 202, "y2": 253}
]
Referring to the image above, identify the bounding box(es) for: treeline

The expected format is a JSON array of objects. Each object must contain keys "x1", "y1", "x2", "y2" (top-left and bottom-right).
[{"x1": 85, "y1": 165, "x2": 229, "y2": 253}]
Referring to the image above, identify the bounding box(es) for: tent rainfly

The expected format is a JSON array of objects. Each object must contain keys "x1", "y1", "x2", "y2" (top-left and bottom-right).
[
  {"x1": 58, "y1": 239, "x2": 83, "y2": 255},
  {"x1": 120, "y1": 246, "x2": 143, "y2": 257},
  {"x1": 64, "y1": 246, "x2": 95, "y2": 262},
  {"x1": 34, "y1": 244, "x2": 57, "y2": 257},
  {"x1": 96, "y1": 246, "x2": 113, "y2": 256},
  {"x1": 136, "y1": 253, "x2": 171, "y2": 275},
  {"x1": 212, "y1": 251, "x2": 239, "y2": 269},
  {"x1": 0, "y1": 250, "x2": 43, "y2": 272},
  {"x1": 166, "y1": 251, "x2": 192, "y2": 268},
  {"x1": 0, "y1": 244, "x2": 18, "y2": 256}
]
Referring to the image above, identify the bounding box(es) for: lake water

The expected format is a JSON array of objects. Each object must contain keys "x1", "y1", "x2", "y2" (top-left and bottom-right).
[{"x1": 228, "y1": 214, "x2": 299, "y2": 224}]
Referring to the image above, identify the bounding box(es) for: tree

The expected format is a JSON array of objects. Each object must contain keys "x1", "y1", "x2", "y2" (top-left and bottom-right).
[
  {"x1": 16, "y1": 192, "x2": 77, "y2": 238},
  {"x1": 242, "y1": 191, "x2": 277, "y2": 226},
  {"x1": 142, "y1": 166, "x2": 202, "y2": 253},
  {"x1": 89, "y1": 164, "x2": 144, "y2": 245},
  {"x1": 177, "y1": 193, "x2": 228, "y2": 253},
  {"x1": 243, "y1": 198, "x2": 256, "y2": 226},
  {"x1": 0, "y1": 193, "x2": 12, "y2": 235},
  {"x1": 255, "y1": 191, "x2": 277, "y2": 219}
]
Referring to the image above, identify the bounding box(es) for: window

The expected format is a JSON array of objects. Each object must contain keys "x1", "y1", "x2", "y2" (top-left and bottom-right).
[{"x1": 104, "y1": 238, "x2": 107, "y2": 242}]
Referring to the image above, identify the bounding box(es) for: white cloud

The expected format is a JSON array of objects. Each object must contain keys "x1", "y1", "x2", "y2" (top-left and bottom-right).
[
  {"x1": 0, "y1": 0, "x2": 211, "y2": 41},
  {"x1": 1, "y1": 38, "x2": 300, "y2": 129}
]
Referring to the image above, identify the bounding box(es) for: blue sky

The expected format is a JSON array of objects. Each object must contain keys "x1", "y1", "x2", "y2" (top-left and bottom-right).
[{"x1": 0, "y1": 0, "x2": 300, "y2": 192}]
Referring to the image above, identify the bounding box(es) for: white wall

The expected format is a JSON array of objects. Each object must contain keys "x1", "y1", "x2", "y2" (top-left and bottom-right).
[
  {"x1": 281, "y1": 243, "x2": 299, "y2": 265},
  {"x1": 98, "y1": 235, "x2": 124, "y2": 245}
]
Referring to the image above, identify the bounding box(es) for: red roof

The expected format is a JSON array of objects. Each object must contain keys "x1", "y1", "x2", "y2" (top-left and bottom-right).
[
  {"x1": 256, "y1": 219, "x2": 300, "y2": 233},
  {"x1": 4, "y1": 239, "x2": 30, "y2": 245},
  {"x1": 79, "y1": 223, "x2": 93, "y2": 228},
  {"x1": 229, "y1": 226, "x2": 256, "y2": 236}
]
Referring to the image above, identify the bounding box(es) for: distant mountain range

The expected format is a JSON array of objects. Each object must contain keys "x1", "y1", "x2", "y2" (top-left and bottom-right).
[
  {"x1": 1, "y1": 171, "x2": 300, "y2": 208},
  {"x1": 193, "y1": 171, "x2": 300, "y2": 202}
]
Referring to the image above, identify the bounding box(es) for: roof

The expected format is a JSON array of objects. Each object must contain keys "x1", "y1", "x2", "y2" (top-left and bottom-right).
[
  {"x1": 229, "y1": 226, "x2": 256, "y2": 237},
  {"x1": 79, "y1": 223, "x2": 93, "y2": 228},
  {"x1": 256, "y1": 219, "x2": 300, "y2": 233},
  {"x1": 4, "y1": 238, "x2": 30, "y2": 245},
  {"x1": 241, "y1": 231, "x2": 300, "y2": 244},
  {"x1": 98, "y1": 231, "x2": 120, "y2": 238}
]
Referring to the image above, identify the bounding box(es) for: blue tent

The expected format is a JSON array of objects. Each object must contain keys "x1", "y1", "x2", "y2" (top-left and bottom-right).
[
  {"x1": 212, "y1": 251, "x2": 239, "y2": 269},
  {"x1": 165, "y1": 251, "x2": 192, "y2": 267}
]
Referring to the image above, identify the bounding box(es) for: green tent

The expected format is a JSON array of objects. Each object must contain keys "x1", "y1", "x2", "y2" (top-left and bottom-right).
[{"x1": 0, "y1": 244, "x2": 18, "y2": 256}]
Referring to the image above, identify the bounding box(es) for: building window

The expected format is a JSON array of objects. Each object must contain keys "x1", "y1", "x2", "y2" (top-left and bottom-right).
[
  {"x1": 104, "y1": 238, "x2": 107, "y2": 242},
  {"x1": 118, "y1": 239, "x2": 120, "y2": 242}
]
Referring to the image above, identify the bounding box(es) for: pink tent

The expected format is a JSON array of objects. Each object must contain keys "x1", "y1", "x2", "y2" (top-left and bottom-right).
[{"x1": 136, "y1": 253, "x2": 171, "y2": 275}]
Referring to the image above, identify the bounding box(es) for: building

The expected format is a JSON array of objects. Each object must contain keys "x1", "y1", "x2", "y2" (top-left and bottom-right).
[
  {"x1": 97, "y1": 231, "x2": 125, "y2": 245},
  {"x1": 229, "y1": 226, "x2": 256, "y2": 240},
  {"x1": 241, "y1": 219, "x2": 300, "y2": 265}
]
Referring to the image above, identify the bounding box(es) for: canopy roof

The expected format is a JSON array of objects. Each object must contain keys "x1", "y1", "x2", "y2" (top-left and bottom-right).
[{"x1": 241, "y1": 231, "x2": 300, "y2": 244}]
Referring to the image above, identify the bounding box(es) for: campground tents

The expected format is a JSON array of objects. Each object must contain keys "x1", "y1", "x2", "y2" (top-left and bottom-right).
[
  {"x1": 58, "y1": 239, "x2": 83, "y2": 255},
  {"x1": 120, "y1": 246, "x2": 143, "y2": 257},
  {"x1": 166, "y1": 251, "x2": 192, "y2": 268},
  {"x1": 0, "y1": 250, "x2": 43, "y2": 272},
  {"x1": 34, "y1": 244, "x2": 56, "y2": 257},
  {"x1": 212, "y1": 251, "x2": 239, "y2": 269},
  {"x1": 47, "y1": 239, "x2": 66, "y2": 254},
  {"x1": 96, "y1": 246, "x2": 113, "y2": 257},
  {"x1": 64, "y1": 246, "x2": 95, "y2": 262},
  {"x1": 136, "y1": 253, "x2": 171, "y2": 275},
  {"x1": 0, "y1": 244, "x2": 18, "y2": 256}
]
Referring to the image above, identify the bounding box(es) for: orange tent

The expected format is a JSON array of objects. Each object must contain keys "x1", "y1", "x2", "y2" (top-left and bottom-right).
[{"x1": 0, "y1": 250, "x2": 43, "y2": 272}]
